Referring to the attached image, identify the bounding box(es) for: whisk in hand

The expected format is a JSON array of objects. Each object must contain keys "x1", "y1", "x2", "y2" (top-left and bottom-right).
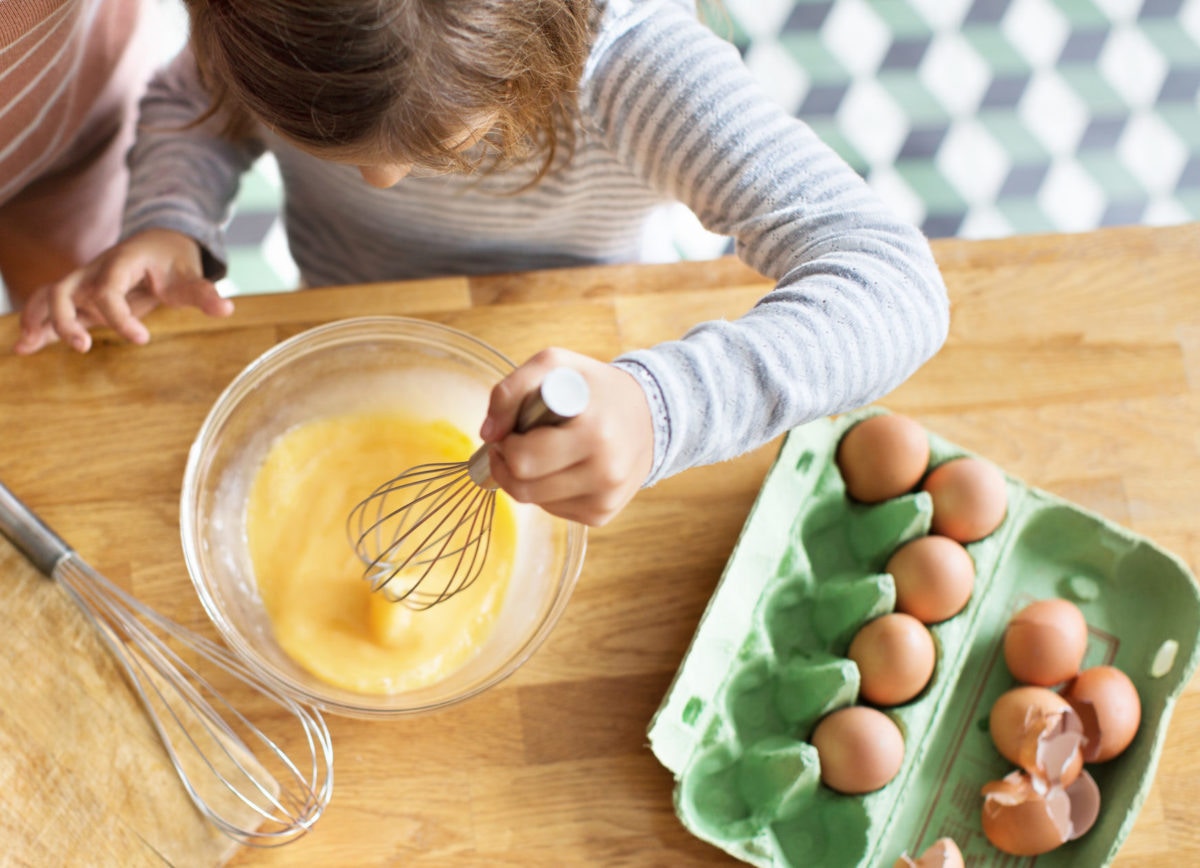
[
  {"x1": 0, "y1": 481, "x2": 333, "y2": 848},
  {"x1": 348, "y1": 366, "x2": 590, "y2": 610}
]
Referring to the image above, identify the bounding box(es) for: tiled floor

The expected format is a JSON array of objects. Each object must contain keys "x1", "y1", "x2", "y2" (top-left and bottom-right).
[{"x1": 4, "y1": 0, "x2": 1199, "y2": 307}]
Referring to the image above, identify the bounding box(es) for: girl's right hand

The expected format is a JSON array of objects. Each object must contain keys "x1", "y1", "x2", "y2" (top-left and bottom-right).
[{"x1": 13, "y1": 228, "x2": 233, "y2": 355}]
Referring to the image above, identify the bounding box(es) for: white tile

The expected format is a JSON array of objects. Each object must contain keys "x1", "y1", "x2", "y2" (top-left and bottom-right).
[
  {"x1": 959, "y1": 205, "x2": 1015, "y2": 240},
  {"x1": 1018, "y1": 69, "x2": 1089, "y2": 157},
  {"x1": 937, "y1": 119, "x2": 1012, "y2": 206},
  {"x1": 821, "y1": 0, "x2": 891, "y2": 77},
  {"x1": 907, "y1": 0, "x2": 974, "y2": 31},
  {"x1": 1098, "y1": 25, "x2": 1169, "y2": 110},
  {"x1": 725, "y1": 0, "x2": 796, "y2": 39},
  {"x1": 1183, "y1": 0, "x2": 1200, "y2": 48},
  {"x1": 1002, "y1": 0, "x2": 1070, "y2": 69},
  {"x1": 1091, "y1": 0, "x2": 1144, "y2": 24},
  {"x1": 920, "y1": 31, "x2": 992, "y2": 118},
  {"x1": 1039, "y1": 159, "x2": 1107, "y2": 232},
  {"x1": 866, "y1": 165, "x2": 927, "y2": 228},
  {"x1": 262, "y1": 220, "x2": 302, "y2": 289},
  {"x1": 837, "y1": 79, "x2": 910, "y2": 168},
  {"x1": 1143, "y1": 197, "x2": 1193, "y2": 226},
  {"x1": 744, "y1": 39, "x2": 810, "y2": 115},
  {"x1": 1118, "y1": 111, "x2": 1190, "y2": 195}
]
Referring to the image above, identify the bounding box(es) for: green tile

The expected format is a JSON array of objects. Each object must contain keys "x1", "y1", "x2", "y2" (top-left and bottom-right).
[
  {"x1": 808, "y1": 119, "x2": 871, "y2": 176},
  {"x1": 996, "y1": 197, "x2": 1058, "y2": 233},
  {"x1": 1139, "y1": 21, "x2": 1200, "y2": 67},
  {"x1": 894, "y1": 160, "x2": 967, "y2": 212},
  {"x1": 1048, "y1": 0, "x2": 1110, "y2": 27},
  {"x1": 225, "y1": 249, "x2": 294, "y2": 294},
  {"x1": 961, "y1": 26, "x2": 1033, "y2": 76},
  {"x1": 709, "y1": 7, "x2": 751, "y2": 50},
  {"x1": 779, "y1": 33, "x2": 851, "y2": 85},
  {"x1": 1174, "y1": 189, "x2": 1200, "y2": 217},
  {"x1": 977, "y1": 112, "x2": 1051, "y2": 164},
  {"x1": 237, "y1": 165, "x2": 283, "y2": 210},
  {"x1": 1077, "y1": 153, "x2": 1146, "y2": 200},
  {"x1": 1057, "y1": 65, "x2": 1129, "y2": 114},
  {"x1": 1158, "y1": 105, "x2": 1200, "y2": 149},
  {"x1": 862, "y1": 0, "x2": 932, "y2": 38},
  {"x1": 878, "y1": 71, "x2": 952, "y2": 126}
]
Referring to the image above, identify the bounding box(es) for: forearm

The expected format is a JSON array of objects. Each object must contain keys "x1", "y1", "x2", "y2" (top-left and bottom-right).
[
  {"x1": 121, "y1": 48, "x2": 263, "y2": 281},
  {"x1": 589, "y1": 3, "x2": 950, "y2": 484}
]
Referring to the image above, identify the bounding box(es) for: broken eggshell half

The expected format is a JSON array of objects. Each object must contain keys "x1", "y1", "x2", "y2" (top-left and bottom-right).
[
  {"x1": 981, "y1": 769, "x2": 1101, "y2": 856},
  {"x1": 892, "y1": 836, "x2": 964, "y2": 868},
  {"x1": 988, "y1": 686, "x2": 1086, "y2": 785}
]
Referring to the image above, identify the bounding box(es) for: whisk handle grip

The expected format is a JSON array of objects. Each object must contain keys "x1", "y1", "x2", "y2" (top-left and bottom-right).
[
  {"x1": 515, "y1": 367, "x2": 591, "y2": 433},
  {"x1": 0, "y1": 480, "x2": 72, "y2": 577},
  {"x1": 469, "y1": 367, "x2": 591, "y2": 488}
]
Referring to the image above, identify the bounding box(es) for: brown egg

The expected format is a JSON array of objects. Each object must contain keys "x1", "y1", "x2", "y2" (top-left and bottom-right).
[
  {"x1": 1004, "y1": 599, "x2": 1089, "y2": 686},
  {"x1": 836, "y1": 413, "x2": 930, "y2": 503},
  {"x1": 886, "y1": 535, "x2": 975, "y2": 624},
  {"x1": 848, "y1": 613, "x2": 936, "y2": 707},
  {"x1": 921, "y1": 457, "x2": 1007, "y2": 543},
  {"x1": 989, "y1": 686, "x2": 1085, "y2": 785},
  {"x1": 1063, "y1": 665, "x2": 1141, "y2": 762},
  {"x1": 811, "y1": 706, "x2": 905, "y2": 794}
]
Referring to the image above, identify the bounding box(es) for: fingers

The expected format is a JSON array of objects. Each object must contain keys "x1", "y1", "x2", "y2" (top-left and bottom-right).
[
  {"x1": 11, "y1": 230, "x2": 220, "y2": 355},
  {"x1": 167, "y1": 277, "x2": 234, "y2": 318},
  {"x1": 489, "y1": 448, "x2": 635, "y2": 526},
  {"x1": 14, "y1": 288, "x2": 56, "y2": 355},
  {"x1": 480, "y1": 348, "x2": 574, "y2": 442}
]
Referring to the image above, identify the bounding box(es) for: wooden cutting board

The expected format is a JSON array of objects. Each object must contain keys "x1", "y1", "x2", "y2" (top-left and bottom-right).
[{"x1": 0, "y1": 544, "x2": 251, "y2": 867}]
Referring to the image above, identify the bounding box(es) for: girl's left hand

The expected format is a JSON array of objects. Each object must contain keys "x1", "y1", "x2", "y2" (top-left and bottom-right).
[{"x1": 481, "y1": 348, "x2": 654, "y2": 526}]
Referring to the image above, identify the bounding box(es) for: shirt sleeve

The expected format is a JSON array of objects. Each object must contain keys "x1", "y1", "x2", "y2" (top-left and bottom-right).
[
  {"x1": 121, "y1": 47, "x2": 264, "y2": 281},
  {"x1": 582, "y1": 1, "x2": 951, "y2": 486}
]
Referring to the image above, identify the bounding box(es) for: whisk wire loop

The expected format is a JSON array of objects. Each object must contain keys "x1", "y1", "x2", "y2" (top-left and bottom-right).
[
  {"x1": 54, "y1": 554, "x2": 333, "y2": 847},
  {"x1": 349, "y1": 366, "x2": 591, "y2": 610}
]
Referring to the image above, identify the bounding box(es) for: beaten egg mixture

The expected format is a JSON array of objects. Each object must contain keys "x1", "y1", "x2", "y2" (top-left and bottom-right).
[{"x1": 245, "y1": 411, "x2": 517, "y2": 695}]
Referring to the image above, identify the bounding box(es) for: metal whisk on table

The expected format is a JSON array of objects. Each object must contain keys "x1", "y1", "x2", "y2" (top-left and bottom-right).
[
  {"x1": 348, "y1": 366, "x2": 590, "y2": 610},
  {"x1": 0, "y1": 480, "x2": 333, "y2": 848}
]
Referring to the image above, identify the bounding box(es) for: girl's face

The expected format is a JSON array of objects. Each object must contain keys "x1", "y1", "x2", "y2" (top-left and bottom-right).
[{"x1": 291, "y1": 113, "x2": 501, "y2": 189}]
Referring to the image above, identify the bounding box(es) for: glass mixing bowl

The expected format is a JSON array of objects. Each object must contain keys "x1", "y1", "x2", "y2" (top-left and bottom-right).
[{"x1": 180, "y1": 316, "x2": 587, "y2": 718}]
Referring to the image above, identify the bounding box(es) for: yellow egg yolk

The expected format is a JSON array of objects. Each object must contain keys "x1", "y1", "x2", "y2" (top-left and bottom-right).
[{"x1": 245, "y1": 411, "x2": 517, "y2": 695}]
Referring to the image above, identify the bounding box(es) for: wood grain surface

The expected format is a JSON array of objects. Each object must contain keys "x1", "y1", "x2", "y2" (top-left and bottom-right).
[{"x1": 0, "y1": 223, "x2": 1197, "y2": 866}]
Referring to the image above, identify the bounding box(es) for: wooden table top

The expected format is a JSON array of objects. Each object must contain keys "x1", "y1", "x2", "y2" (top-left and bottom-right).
[{"x1": 1, "y1": 222, "x2": 1198, "y2": 866}]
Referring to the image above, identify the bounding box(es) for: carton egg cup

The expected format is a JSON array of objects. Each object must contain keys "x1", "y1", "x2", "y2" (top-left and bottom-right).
[{"x1": 647, "y1": 408, "x2": 1200, "y2": 867}]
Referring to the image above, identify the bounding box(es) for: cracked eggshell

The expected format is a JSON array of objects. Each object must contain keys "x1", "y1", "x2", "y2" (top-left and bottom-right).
[
  {"x1": 981, "y1": 769, "x2": 1101, "y2": 856},
  {"x1": 1063, "y1": 665, "x2": 1142, "y2": 762},
  {"x1": 1004, "y1": 598, "x2": 1089, "y2": 686},
  {"x1": 892, "y1": 837, "x2": 964, "y2": 868},
  {"x1": 989, "y1": 686, "x2": 1085, "y2": 786}
]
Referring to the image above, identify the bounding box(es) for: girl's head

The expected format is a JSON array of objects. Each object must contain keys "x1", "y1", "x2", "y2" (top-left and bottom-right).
[{"x1": 185, "y1": 0, "x2": 592, "y2": 182}]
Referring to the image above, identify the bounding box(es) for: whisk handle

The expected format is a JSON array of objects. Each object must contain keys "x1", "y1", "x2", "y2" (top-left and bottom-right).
[
  {"x1": 468, "y1": 367, "x2": 591, "y2": 488},
  {"x1": 0, "y1": 480, "x2": 72, "y2": 577}
]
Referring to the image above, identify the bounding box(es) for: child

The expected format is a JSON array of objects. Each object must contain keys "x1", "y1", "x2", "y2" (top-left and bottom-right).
[
  {"x1": 14, "y1": 0, "x2": 951, "y2": 528},
  {"x1": 0, "y1": 0, "x2": 154, "y2": 307}
]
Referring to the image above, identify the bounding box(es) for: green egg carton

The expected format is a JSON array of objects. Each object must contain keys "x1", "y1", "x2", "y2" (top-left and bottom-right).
[{"x1": 648, "y1": 408, "x2": 1200, "y2": 867}]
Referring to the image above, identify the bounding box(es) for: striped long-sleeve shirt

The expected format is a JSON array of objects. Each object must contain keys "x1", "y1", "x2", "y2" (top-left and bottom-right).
[
  {"x1": 0, "y1": 0, "x2": 141, "y2": 205},
  {"x1": 121, "y1": 0, "x2": 950, "y2": 486}
]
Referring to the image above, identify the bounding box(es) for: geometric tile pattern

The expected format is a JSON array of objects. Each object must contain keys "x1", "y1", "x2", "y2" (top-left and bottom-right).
[{"x1": 727, "y1": 0, "x2": 1200, "y2": 240}]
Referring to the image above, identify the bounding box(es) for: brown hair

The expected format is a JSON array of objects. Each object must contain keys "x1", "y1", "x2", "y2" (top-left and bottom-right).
[{"x1": 184, "y1": 0, "x2": 593, "y2": 181}]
